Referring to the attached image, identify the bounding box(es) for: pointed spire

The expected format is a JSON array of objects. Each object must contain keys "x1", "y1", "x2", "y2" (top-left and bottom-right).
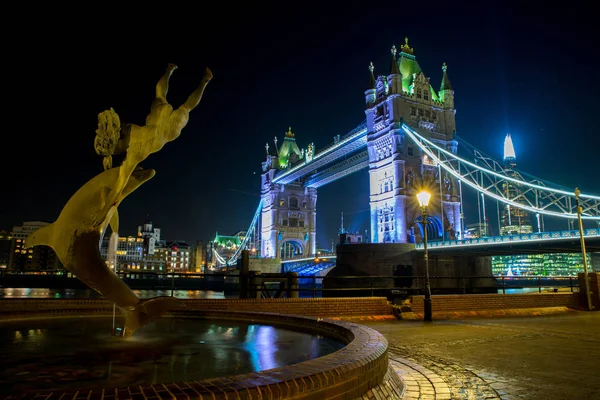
[
  {"x1": 265, "y1": 142, "x2": 269, "y2": 155},
  {"x1": 285, "y1": 127, "x2": 295, "y2": 138},
  {"x1": 440, "y1": 62, "x2": 453, "y2": 91},
  {"x1": 503, "y1": 133, "x2": 516, "y2": 164},
  {"x1": 400, "y1": 37, "x2": 414, "y2": 55},
  {"x1": 368, "y1": 62, "x2": 376, "y2": 89},
  {"x1": 273, "y1": 136, "x2": 279, "y2": 155},
  {"x1": 389, "y1": 45, "x2": 400, "y2": 75}
]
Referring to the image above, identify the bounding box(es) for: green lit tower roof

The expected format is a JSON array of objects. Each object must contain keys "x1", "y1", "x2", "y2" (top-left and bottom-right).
[
  {"x1": 397, "y1": 37, "x2": 422, "y2": 92},
  {"x1": 277, "y1": 127, "x2": 302, "y2": 168},
  {"x1": 213, "y1": 232, "x2": 242, "y2": 247}
]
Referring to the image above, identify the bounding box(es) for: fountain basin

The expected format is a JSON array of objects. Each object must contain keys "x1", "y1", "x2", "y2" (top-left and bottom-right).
[{"x1": 0, "y1": 307, "x2": 389, "y2": 399}]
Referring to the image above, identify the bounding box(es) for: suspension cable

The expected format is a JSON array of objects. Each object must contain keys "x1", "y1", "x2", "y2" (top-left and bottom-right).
[
  {"x1": 402, "y1": 124, "x2": 600, "y2": 220},
  {"x1": 403, "y1": 125, "x2": 600, "y2": 200}
]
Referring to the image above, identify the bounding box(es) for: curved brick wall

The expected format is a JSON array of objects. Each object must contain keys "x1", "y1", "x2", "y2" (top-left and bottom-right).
[{"x1": 0, "y1": 306, "x2": 390, "y2": 400}]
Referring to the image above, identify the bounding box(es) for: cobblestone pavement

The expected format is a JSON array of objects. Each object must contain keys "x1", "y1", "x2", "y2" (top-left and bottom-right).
[{"x1": 360, "y1": 312, "x2": 600, "y2": 399}]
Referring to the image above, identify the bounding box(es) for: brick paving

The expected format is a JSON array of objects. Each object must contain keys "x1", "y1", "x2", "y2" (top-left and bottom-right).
[{"x1": 360, "y1": 312, "x2": 600, "y2": 399}]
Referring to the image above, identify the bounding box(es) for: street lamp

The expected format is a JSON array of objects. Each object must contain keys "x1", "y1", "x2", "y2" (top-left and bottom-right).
[
  {"x1": 417, "y1": 190, "x2": 433, "y2": 322},
  {"x1": 574, "y1": 188, "x2": 594, "y2": 311}
]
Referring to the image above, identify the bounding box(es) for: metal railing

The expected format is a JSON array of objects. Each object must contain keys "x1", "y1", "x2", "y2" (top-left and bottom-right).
[
  {"x1": 417, "y1": 228, "x2": 600, "y2": 249},
  {"x1": 0, "y1": 272, "x2": 581, "y2": 299}
]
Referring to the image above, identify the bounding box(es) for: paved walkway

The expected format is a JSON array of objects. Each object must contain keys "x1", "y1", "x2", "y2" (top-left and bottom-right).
[{"x1": 359, "y1": 311, "x2": 600, "y2": 399}]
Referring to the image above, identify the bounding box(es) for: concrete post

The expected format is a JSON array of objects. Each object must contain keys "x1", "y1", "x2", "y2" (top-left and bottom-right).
[
  {"x1": 287, "y1": 272, "x2": 299, "y2": 298},
  {"x1": 239, "y1": 250, "x2": 250, "y2": 298},
  {"x1": 249, "y1": 271, "x2": 262, "y2": 299}
]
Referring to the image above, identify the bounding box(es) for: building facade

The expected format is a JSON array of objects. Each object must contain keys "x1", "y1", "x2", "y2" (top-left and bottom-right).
[
  {"x1": 190, "y1": 240, "x2": 206, "y2": 273},
  {"x1": 7, "y1": 221, "x2": 62, "y2": 273},
  {"x1": 0, "y1": 231, "x2": 12, "y2": 270},
  {"x1": 98, "y1": 221, "x2": 191, "y2": 273}
]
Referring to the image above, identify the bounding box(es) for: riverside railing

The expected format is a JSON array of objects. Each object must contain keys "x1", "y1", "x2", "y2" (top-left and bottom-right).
[{"x1": 0, "y1": 271, "x2": 581, "y2": 298}]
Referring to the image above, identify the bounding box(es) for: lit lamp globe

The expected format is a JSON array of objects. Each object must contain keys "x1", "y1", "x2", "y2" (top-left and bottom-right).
[{"x1": 417, "y1": 191, "x2": 431, "y2": 208}]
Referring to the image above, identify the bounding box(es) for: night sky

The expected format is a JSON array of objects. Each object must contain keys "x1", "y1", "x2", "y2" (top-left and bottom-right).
[{"x1": 2, "y1": 2, "x2": 598, "y2": 247}]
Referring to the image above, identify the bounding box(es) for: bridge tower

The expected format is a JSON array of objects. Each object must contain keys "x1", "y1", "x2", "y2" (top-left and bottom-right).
[
  {"x1": 260, "y1": 128, "x2": 317, "y2": 258},
  {"x1": 365, "y1": 39, "x2": 462, "y2": 244}
]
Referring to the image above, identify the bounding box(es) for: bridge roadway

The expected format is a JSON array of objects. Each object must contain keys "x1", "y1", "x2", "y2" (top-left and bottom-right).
[
  {"x1": 281, "y1": 228, "x2": 600, "y2": 264},
  {"x1": 273, "y1": 122, "x2": 367, "y2": 186},
  {"x1": 416, "y1": 228, "x2": 600, "y2": 256}
]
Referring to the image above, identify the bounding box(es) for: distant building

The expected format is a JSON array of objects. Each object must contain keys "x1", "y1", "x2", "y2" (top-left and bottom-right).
[
  {"x1": 98, "y1": 220, "x2": 192, "y2": 273},
  {"x1": 99, "y1": 235, "x2": 146, "y2": 269},
  {"x1": 137, "y1": 220, "x2": 161, "y2": 256},
  {"x1": 490, "y1": 135, "x2": 587, "y2": 277},
  {"x1": 167, "y1": 241, "x2": 191, "y2": 273},
  {"x1": 0, "y1": 231, "x2": 12, "y2": 270},
  {"x1": 338, "y1": 213, "x2": 365, "y2": 245},
  {"x1": 207, "y1": 231, "x2": 246, "y2": 269},
  {"x1": 492, "y1": 253, "x2": 592, "y2": 277},
  {"x1": 463, "y1": 222, "x2": 491, "y2": 239},
  {"x1": 8, "y1": 221, "x2": 63, "y2": 273},
  {"x1": 191, "y1": 240, "x2": 206, "y2": 273},
  {"x1": 499, "y1": 134, "x2": 533, "y2": 236}
]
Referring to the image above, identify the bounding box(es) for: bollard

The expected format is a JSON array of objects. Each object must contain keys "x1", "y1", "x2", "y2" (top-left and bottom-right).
[
  {"x1": 287, "y1": 272, "x2": 299, "y2": 298},
  {"x1": 239, "y1": 250, "x2": 250, "y2": 299},
  {"x1": 249, "y1": 271, "x2": 262, "y2": 299}
]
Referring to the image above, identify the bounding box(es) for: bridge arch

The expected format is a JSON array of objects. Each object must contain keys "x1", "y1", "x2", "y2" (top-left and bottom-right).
[
  {"x1": 416, "y1": 215, "x2": 443, "y2": 241},
  {"x1": 279, "y1": 239, "x2": 304, "y2": 259}
]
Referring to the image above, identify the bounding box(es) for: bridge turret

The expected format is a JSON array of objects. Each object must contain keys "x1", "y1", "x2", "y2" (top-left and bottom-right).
[
  {"x1": 365, "y1": 62, "x2": 377, "y2": 104},
  {"x1": 387, "y1": 45, "x2": 402, "y2": 95},
  {"x1": 365, "y1": 62, "x2": 378, "y2": 132},
  {"x1": 439, "y1": 62, "x2": 456, "y2": 136},
  {"x1": 439, "y1": 62, "x2": 454, "y2": 107}
]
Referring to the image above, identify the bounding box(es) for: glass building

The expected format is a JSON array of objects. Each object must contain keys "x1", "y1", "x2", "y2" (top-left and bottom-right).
[{"x1": 491, "y1": 134, "x2": 589, "y2": 277}]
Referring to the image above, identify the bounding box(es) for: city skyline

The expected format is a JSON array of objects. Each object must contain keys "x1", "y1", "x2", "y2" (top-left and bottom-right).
[{"x1": 2, "y1": 3, "x2": 599, "y2": 247}]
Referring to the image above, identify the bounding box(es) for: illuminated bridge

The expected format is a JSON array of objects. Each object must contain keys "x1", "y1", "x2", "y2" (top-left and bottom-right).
[{"x1": 210, "y1": 40, "x2": 600, "y2": 273}]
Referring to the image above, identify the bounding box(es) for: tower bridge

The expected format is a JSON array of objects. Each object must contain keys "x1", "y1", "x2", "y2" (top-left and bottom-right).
[{"x1": 216, "y1": 38, "x2": 600, "y2": 270}]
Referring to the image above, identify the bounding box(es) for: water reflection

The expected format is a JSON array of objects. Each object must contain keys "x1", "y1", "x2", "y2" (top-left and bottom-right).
[
  {"x1": 0, "y1": 288, "x2": 228, "y2": 299},
  {"x1": 0, "y1": 317, "x2": 344, "y2": 395}
]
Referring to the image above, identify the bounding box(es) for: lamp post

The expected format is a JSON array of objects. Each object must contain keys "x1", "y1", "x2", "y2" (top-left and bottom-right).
[
  {"x1": 417, "y1": 190, "x2": 433, "y2": 321},
  {"x1": 574, "y1": 188, "x2": 594, "y2": 311}
]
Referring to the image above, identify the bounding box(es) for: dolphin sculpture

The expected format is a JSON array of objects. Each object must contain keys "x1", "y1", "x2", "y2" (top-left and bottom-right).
[
  {"x1": 24, "y1": 166, "x2": 181, "y2": 336},
  {"x1": 24, "y1": 64, "x2": 212, "y2": 336}
]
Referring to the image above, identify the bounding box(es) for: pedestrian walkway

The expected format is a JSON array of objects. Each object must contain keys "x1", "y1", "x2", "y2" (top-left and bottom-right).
[{"x1": 359, "y1": 312, "x2": 600, "y2": 399}]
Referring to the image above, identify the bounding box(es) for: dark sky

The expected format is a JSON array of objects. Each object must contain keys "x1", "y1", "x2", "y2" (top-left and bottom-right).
[{"x1": 2, "y1": 2, "x2": 599, "y2": 246}]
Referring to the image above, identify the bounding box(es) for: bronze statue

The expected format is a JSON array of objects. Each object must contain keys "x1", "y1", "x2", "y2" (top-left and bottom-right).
[{"x1": 25, "y1": 64, "x2": 213, "y2": 336}]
